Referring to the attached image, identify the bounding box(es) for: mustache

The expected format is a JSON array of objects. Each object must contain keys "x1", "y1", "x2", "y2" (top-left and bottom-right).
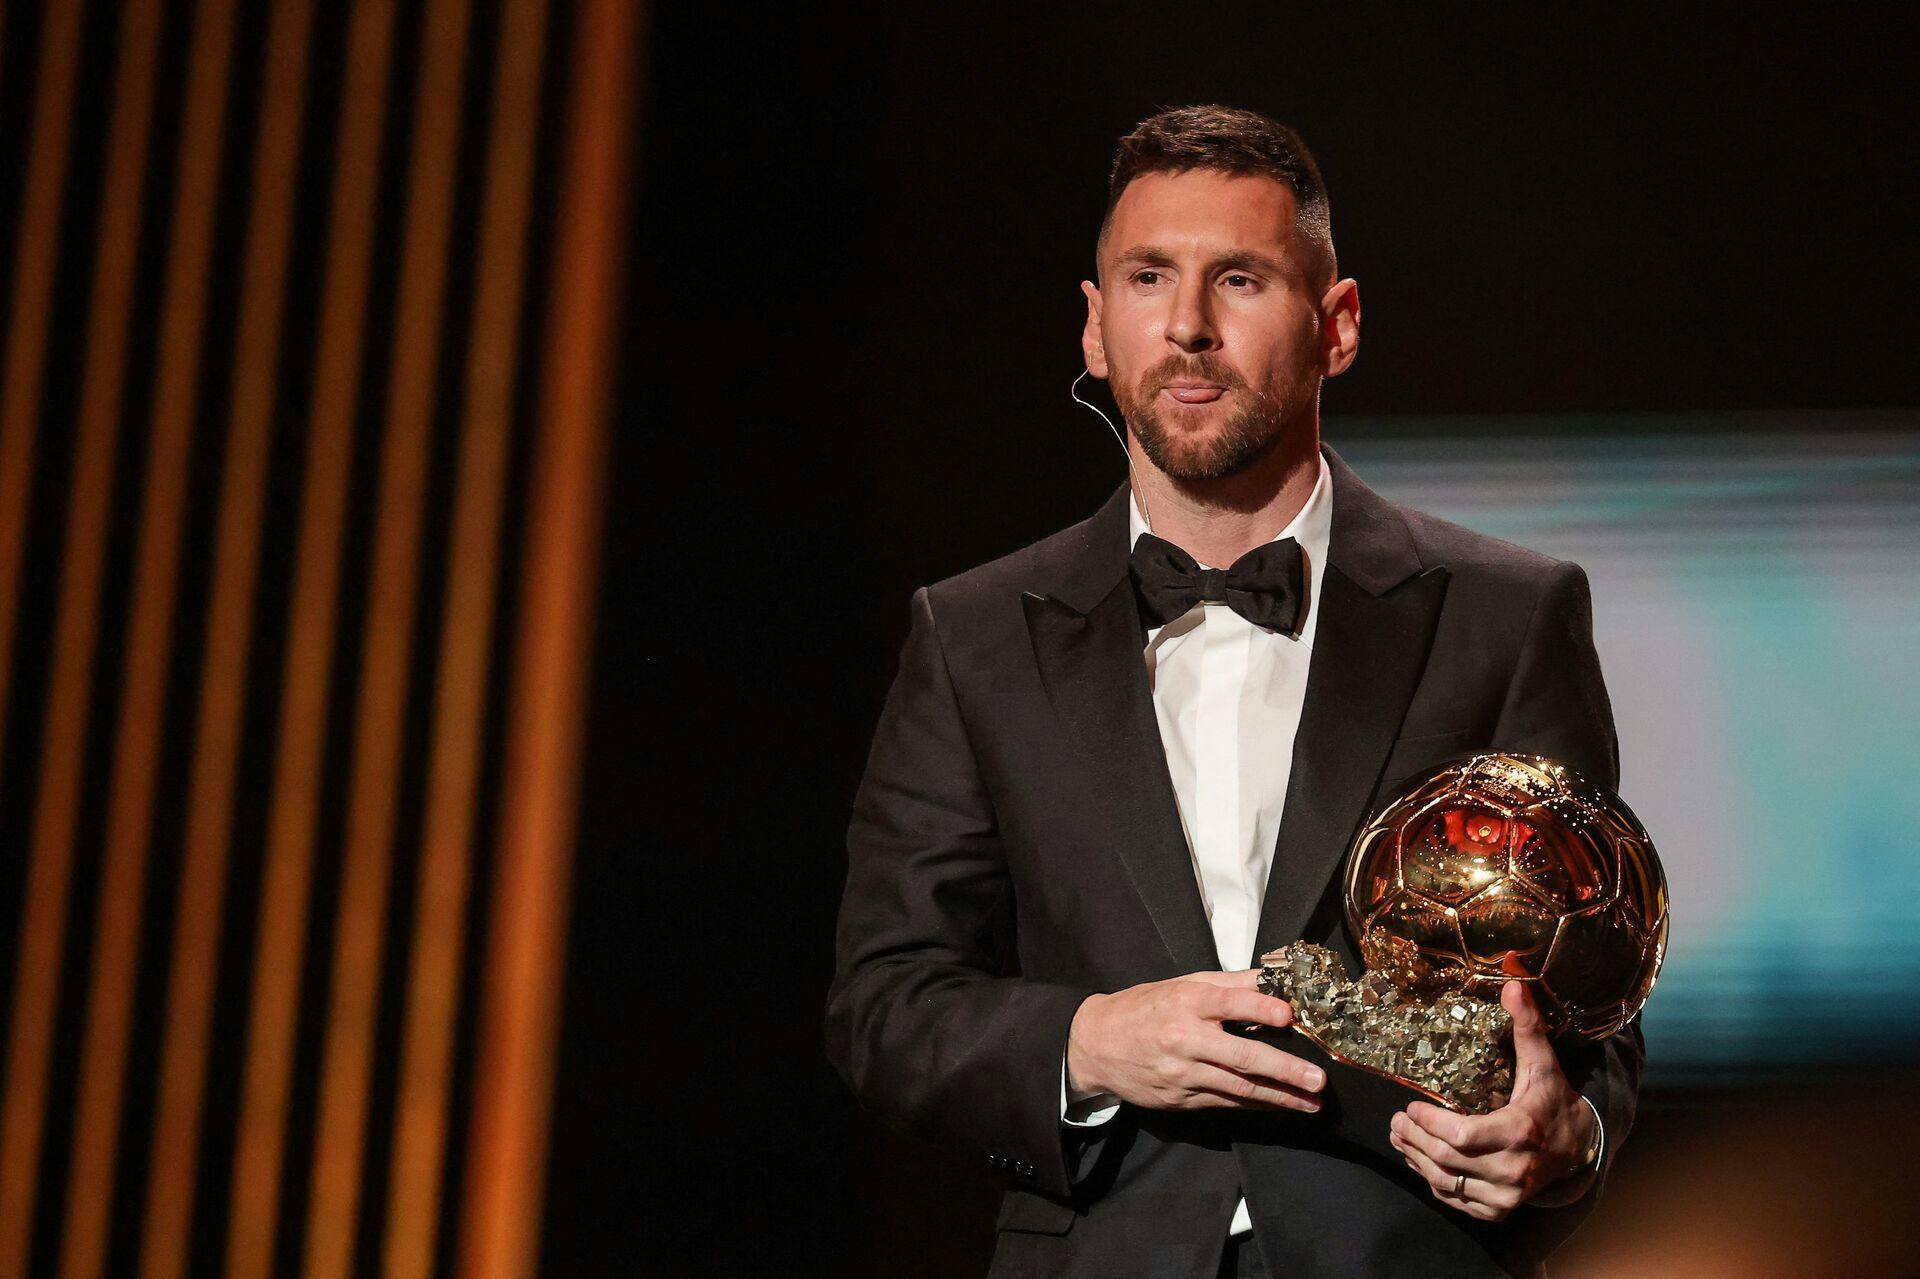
[{"x1": 1145, "y1": 354, "x2": 1244, "y2": 390}]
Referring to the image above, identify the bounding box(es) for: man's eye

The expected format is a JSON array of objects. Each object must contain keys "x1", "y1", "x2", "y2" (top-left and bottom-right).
[
  {"x1": 1134, "y1": 270, "x2": 1163, "y2": 286},
  {"x1": 1223, "y1": 274, "x2": 1255, "y2": 289}
]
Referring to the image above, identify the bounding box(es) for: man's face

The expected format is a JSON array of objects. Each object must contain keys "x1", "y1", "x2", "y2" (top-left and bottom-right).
[{"x1": 1082, "y1": 169, "x2": 1355, "y2": 483}]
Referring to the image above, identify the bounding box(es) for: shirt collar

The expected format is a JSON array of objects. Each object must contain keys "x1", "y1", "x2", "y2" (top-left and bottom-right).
[{"x1": 1127, "y1": 451, "x2": 1333, "y2": 569}]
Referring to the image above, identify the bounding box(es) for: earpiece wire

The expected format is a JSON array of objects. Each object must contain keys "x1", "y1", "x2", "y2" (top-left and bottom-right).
[{"x1": 1070, "y1": 368, "x2": 1152, "y2": 534}]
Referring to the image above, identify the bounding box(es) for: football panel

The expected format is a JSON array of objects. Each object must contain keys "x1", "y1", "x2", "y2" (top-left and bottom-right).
[
  {"x1": 1364, "y1": 889, "x2": 1466, "y2": 956},
  {"x1": 1539, "y1": 905, "x2": 1645, "y2": 1017},
  {"x1": 1613, "y1": 834, "x2": 1667, "y2": 938},
  {"x1": 1402, "y1": 798, "x2": 1514, "y2": 905},
  {"x1": 1455, "y1": 883, "x2": 1560, "y2": 978},
  {"x1": 1463, "y1": 754, "x2": 1563, "y2": 811},
  {"x1": 1622, "y1": 905, "x2": 1669, "y2": 1018},
  {"x1": 1345, "y1": 821, "x2": 1404, "y2": 929},
  {"x1": 1510, "y1": 811, "x2": 1615, "y2": 912}
]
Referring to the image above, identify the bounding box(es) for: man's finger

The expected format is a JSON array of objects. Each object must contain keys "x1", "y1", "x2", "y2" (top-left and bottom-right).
[
  {"x1": 1393, "y1": 1128, "x2": 1456, "y2": 1192},
  {"x1": 1403, "y1": 1100, "x2": 1511, "y2": 1157},
  {"x1": 1393, "y1": 1136, "x2": 1498, "y2": 1219},
  {"x1": 1198, "y1": 985, "x2": 1295, "y2": 1030},
  {"x1": 1389, "y1": 1111, "x2": 1498, "y2": 1178},
  {"x1": 1197, "y1": 1029, "x2": 1325, "y2": 1093},
  {"x1": 1186, "y1": 1063, "x2": 1322, "y2": 1113},
  {"x1": 1182, "y1": 968, "x2": 1263, "y2": 988}
]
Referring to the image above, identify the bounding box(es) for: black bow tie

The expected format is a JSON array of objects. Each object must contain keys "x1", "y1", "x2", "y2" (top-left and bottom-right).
[{"x1": 1129, "y1": 532, "x2": 1305, "y2": 633}]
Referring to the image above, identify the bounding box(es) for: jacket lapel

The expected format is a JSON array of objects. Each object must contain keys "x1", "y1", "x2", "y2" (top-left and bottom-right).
[
  {"x1": 1022, "y1": 483, "x2": 1220, "y2": 975},
  {"x1": 1250, "y1": 447, "x2": 1450, "y2": 958}
]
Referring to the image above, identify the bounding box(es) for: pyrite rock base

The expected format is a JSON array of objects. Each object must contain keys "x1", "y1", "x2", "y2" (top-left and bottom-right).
[{"x1": 1255, "y1": 943, "x2": 1515, "y2": 1115}]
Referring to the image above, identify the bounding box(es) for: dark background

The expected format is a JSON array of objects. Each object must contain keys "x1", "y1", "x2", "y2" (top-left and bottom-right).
[{"x1": 553, "y1": 4, "x2": 1919, "y2": 1273}]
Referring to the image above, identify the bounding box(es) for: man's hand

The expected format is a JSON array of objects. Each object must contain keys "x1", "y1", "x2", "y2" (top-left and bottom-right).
[
  {"x1": 1065, "y1": 969, "x2": 1325, "y2": 1113},
  {"x1": 1388, "y1": 980, "x2": 1598, "y2": 1221}
]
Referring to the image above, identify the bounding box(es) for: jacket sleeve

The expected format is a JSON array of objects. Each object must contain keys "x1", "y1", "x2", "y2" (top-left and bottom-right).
[
  {"x1": 824, "y1": 587, "x2": 1101, "y2": 1199},
  {"x1": 1491, "y1": 561, "x2": 1646, "y2": 1246}
]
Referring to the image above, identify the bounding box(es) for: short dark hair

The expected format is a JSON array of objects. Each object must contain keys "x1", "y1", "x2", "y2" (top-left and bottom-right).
[{"x1": 1098, "y1": 105, "x2": 1336, "y2": 287}]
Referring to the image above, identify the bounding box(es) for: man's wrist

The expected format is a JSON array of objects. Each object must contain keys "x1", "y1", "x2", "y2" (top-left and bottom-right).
[
  {"x1": 1060, "y1": 1055, "x2": 1121, "y2": 1126},
  {"x1": 1533, "y1": 1095, "x2": 1604, "y2": 1206},
  {"x1": 1065, "y1": 994, "x2": 1106, "y2": 1099}
]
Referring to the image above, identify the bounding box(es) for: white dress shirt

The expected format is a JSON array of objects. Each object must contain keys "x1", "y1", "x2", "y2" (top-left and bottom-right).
[
  {"x1": 1056, "y1": 455, "x2": 1604, "y2": 1240},
  {"x1": 1063, "y1": 454, "x2": 1332, "y2": 1238}
]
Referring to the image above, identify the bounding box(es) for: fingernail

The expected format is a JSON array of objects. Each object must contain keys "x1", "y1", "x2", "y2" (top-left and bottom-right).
[
  {"x1": 1307, "y1": 1068, "x2": 1325, "y2": 1090},
  {"x1": 1390, "y1": 1114, "x2": 1403, "y2": 1136}
]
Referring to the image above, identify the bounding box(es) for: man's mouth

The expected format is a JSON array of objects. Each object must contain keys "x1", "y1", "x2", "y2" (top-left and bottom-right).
[{"x1": 1163, "y1": 383, "x2": 1226, "y2": 404}]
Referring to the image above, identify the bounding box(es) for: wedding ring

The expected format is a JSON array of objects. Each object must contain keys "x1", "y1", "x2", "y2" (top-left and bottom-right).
[{"x1": 1452, "y1": 1173, "x2": 1466, "y2": 1197}]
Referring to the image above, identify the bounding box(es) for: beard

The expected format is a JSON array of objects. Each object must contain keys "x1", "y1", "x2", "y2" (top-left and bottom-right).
[{"x1": 1113, "y1": 352, "x2": 1300, "y2": 483}]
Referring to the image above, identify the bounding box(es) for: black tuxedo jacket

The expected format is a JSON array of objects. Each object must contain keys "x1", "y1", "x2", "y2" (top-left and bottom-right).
[{"x1": 826, "y1": 446, "x2": 1642, "y2": 1278}]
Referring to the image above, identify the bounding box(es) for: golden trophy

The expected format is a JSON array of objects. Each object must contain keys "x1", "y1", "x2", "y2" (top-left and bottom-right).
[{"x1": 1256, "y1": 753, "x2": 1668, "y2": 1117}]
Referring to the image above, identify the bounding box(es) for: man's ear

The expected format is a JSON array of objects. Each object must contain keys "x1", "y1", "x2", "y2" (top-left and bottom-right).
[
  {"x1": 1080, "y1": 279, "x2": 1108, "y2": 379},
  {"x1": 1320, "y1": 278, "x2": 1360, "y2": 378}
]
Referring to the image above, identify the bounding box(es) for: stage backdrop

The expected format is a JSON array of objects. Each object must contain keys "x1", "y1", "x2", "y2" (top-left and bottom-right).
[
  {"x1": 1331, "y1": 414, "x2": 1920, "y2": 1087},
  {"x1": 0, "y1": 1, "x2": 641, "y2": 1276}
]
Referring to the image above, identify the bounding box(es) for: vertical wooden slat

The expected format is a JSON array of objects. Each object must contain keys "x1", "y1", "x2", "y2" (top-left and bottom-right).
[
  {"x1": 0, "y1": 0, "x2": 163, "y2": 1271},
  {"x1": 299, "y1": 0, "x2": 474, "y2": 1271},
  {"x1": 382, "y1": 0, "x2": 550, "y2": 1272},
  {"x1": 0, "y1": 0, "x2": 85, "y2": 781},
  {"x1": 221, "y1": 0, "x2": 399, "y2": 1273},
  {"x1": 58, "y1": 0, "x2": 237, "y2": 1273},
  {"x1": 457, "y1": 0, "x2": 643, "y2": 1273},
  {"x1": 138, "y1": 0, "x2": 320, "y2": 1271}
]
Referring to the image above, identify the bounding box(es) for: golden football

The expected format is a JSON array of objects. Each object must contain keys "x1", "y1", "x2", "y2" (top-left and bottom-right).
[{"x1": 1342, "y1": 753, "x2": 1668, "y2": 1042}]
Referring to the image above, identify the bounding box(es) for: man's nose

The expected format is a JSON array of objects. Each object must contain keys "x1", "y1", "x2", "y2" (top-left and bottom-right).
[{"x1": 1165, "y1": 279, "x2": 1217, "y2": 353}]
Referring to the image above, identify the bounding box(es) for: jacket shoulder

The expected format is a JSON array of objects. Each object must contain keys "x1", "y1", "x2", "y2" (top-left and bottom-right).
[
  {"x1": 1399, "y1": 503, "x2": 1581, "y2": 591},
  {"x1": 921, "y1": 496, "x2": 1118, "y2": 623}
]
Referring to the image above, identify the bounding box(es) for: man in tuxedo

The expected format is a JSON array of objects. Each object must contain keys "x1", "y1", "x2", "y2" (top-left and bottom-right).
[{"x1": 825, "y1": 105, "x2": 1641, "y2": 1278}]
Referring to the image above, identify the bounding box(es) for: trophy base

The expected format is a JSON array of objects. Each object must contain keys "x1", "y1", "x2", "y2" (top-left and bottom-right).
[{"x1": 1227, "y1": 1021, "x2": 1459, "y2": 1167}]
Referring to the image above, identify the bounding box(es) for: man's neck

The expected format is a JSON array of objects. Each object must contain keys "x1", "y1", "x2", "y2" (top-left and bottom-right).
[{"x1": 1130, "y1": 430, "x2": 1322, "y2": 568}]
